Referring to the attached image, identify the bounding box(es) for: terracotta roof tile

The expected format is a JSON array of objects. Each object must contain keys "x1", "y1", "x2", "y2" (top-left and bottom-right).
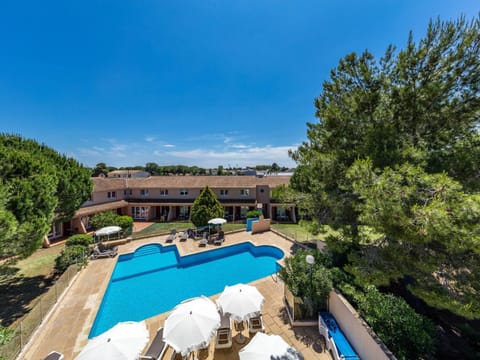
[{"x1": 92, "y1": 175, "x2": 290, "y2": 191}]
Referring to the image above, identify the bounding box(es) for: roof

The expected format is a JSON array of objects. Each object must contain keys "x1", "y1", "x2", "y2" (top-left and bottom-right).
[
  {"x1": 92, "y1": 175, "x2": 291, "y2": 191},
  {"x1": 75, "y1": 200, "x2": 129, "y2": 216}
]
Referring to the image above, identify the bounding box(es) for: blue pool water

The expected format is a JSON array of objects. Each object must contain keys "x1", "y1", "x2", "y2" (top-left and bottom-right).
[
  {"x1": 89, "y1": 242, "x2": 283, "y2": 338},
  {"x1": 320, "y1": 312, "x2": 360, "y2": 359}
]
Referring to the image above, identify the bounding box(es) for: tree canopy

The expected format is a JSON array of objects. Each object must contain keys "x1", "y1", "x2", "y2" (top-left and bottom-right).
[
  {"x1": 290, "y1": 16, "x2": 480, "y2": 317},
  {"x1": 0, "y1": 134, "x2": 92, "y2": 257},
  {"x1": 190, "y1": 186, "x2": 224, "y2": 227}
]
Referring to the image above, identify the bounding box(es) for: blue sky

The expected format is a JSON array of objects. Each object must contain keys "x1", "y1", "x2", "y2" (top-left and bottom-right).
[{"x1": 0, "y1": 1, "x2": 478, "y2": 169}]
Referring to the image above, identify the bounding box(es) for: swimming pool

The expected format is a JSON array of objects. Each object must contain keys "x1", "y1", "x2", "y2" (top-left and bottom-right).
[{"x1": 89, "y1": 242, "x2": 284, "y2": 337}]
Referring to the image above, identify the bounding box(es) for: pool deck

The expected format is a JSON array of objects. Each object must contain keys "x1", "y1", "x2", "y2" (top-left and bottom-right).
[{"x1": 20, "y1": 230, "x2": 331, "y2": 360}]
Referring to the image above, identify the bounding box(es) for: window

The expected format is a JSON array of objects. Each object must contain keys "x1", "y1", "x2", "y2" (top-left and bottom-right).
[
  {"x1": 220, "y1": 189, "x2": 229, "y2": 196},
  {"x1": 107, "y1": 191, "x2": 116, "y2": 199},
  {"x1": 124, "y1": 189, "x2": 132, "y2": 196},
  {"x1": 180, "y1": 189, "x2": 188, "y2": 196},
  {"x1": 240, "y1": 189, "x2": 250, "y2": 196},
  {"x1": 160, "y1": 189, "x2": 169, "y2": 196},
  {"x1": 140, "y1": 189, "x2": 149, "y2": 197},
  {"x1": 132, "y1": 206, "x2": 148, "y2": 220}
]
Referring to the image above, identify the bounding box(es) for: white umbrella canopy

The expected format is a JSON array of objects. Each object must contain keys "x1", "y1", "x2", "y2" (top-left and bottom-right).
[
  {"x1": 216, "y1": 284, "x2": 265, "y2": 322},
  {"x1": 95, "y1": 226, "x2": 122, "y2": 236},
  {"x1": 207, "y1": 218, "x2": 227, "y2": 225},
  {"x1": 75, "y1": 321, "x2": 149, "y2": 360},
  {"x1": 164, "y1": 296, "x2": 221, "y2": 356},
  {"x1": 239, "y1": 332, "x2": 304, "y2": 360}
]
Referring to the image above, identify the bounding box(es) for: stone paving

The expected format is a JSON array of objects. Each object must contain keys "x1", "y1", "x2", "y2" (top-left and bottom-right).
[{"x1": 20, "y1": 230, "x2": 331, "y2": 360}]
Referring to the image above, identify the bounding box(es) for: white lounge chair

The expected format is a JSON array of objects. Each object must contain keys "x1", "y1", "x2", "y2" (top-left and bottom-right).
[{"x1": 215, "y1": 312, "x2": 232, "y2": 349}]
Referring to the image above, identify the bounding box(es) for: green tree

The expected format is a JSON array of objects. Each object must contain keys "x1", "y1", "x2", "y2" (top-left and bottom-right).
[
  {"x1": 289, "y1": 16, "x2": 480, "y2": 318},
  {"x1": 346, "y1": 161, "x2": 480, "y2": 318},
  {"x1": 190, "y1": 186, "x2": 224, "y2": 227},
  {"x1": 92, "y1": 162, "x2": 109, "y2": 177},
  {"x1": 269, "y1": 162, "x2": 281, "y2": 174},
  {"x1": 290, "y1": 16, "x2": 480, "y2": 237},
  {"x1": 0, "y1": 134, "x2": 92, "y2": 257}
]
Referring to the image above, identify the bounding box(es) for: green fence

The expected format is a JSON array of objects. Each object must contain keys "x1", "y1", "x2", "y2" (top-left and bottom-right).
[{"x1": 0, "y1": 264, "x2": 80, "y2": 360}]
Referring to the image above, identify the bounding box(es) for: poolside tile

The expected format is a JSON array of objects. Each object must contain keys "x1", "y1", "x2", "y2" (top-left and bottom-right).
[{"x1": 19, "y1": 230, "x2": 330, "y2": 360}]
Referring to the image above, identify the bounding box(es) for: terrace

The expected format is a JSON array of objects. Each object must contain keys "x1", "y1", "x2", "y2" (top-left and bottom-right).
[{"x1": 20, "y1": 230, "x2": 331, "y2": 360}]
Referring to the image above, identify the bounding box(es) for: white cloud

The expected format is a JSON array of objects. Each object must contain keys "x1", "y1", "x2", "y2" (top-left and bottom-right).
[
  {"x1": 75, "y1": 136, "x2": 298, "y2": 169},
  {"x1": 145, "y1": 136, "x2": 156, "y2": 142}
]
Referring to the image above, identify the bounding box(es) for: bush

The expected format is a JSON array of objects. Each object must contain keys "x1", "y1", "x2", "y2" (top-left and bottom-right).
[
  {"x1": 55, "y1": 245, "x2": 88, "y2": 273},
  {"x1": 90, "y1": 211, "x2": 118, "y2": 230},
  {"x1": 65, "y1": 234, "x2": 93, "y2": 247},
  {"x1": 246, "y1": 210, "x2": 262, "y2": 219},
  {"x1": 279, "y1": 249, "x2": 332, "y2": 318},
  {"x1": 0, "y1": 325, "x2": 13, "y2": 345},
  {"x1": 357, "y1": 286, "x2": 436, "y2": 359},
  {"x1": 115, "y1": 215, "x2": 133, "y2": 229}
]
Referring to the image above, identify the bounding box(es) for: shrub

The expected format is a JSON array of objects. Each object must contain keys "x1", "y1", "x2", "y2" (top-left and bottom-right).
[
  {"x1": 279, "y1": 249, "x2": 332, "y2": 318},
  {"x1": 55, "y1": 245, "x2": 88, "y2": 273},
  {"x1": 90, "y1": 211, "x2": 118, "y2": 230},
  {"x1": 65, "y1": 234, "x2": 93, "y2": 247},
  {"x1": 115, "y1": 215, "x2": 133, "y2": 229},
  {"x1": 0, "y1": 325, "x2": 13, "y2": 345},
  {"x1": 246, "y1": 210, "x2": 262, "y2": 218},
  {"x1": 357, "y1": 286, "x2": 436, "y2": 359}
]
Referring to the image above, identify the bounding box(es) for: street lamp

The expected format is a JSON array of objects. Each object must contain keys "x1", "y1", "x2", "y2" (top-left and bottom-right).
[{"x1": 306, "y1": 254, "x2": 315, "y2": 297}]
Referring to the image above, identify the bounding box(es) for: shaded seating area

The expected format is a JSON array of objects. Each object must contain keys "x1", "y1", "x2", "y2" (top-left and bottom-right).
[
  {"x1": 212, "y1": 231, "x2": 225, "y2": 246},
  {"x1": 91, "y1": 244, "x2": 118, "y2": 259},
  {"x1": 138, "y1": 327, "x2": 167, "y2": 360},
  {"x1": 319, "y1": 312, "x2": 360, "y2": 360},
  {"x1": 215, "y1": 312, "x2": 232, "y2": 349},
  {"x1": 248, "y1": 314, "x2": 264, "y2": 334}
]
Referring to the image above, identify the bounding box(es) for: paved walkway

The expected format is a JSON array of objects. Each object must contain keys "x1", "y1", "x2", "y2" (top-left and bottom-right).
[{"x1": 21, "y1": 230, "x2": 331, "y2": 360}]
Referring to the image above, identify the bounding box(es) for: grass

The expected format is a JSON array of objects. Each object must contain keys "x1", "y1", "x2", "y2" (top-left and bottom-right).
[
  {"x1": 15, "y1": 245, "x2": 64, "y2": 278},
  {"x1": 0, "y1": 245, "x2": 64, "y2": 327},
  {"x1": 133, "y1": 221, "x2": 246, "y2": 238},
  {"x1": 271, "y1": 222, "x2": 339, "y2": 242}
]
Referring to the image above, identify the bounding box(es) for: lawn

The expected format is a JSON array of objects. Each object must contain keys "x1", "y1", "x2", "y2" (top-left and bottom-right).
[
  {"x1": 0, "y1": 245, "x2": 64, "y2": 326},
  {"x1": 133, "y1": 221, "x2": 246, "y2": 238},
  {"x1": 271, "y1": 223, "x2": 339, "y2": 242}
]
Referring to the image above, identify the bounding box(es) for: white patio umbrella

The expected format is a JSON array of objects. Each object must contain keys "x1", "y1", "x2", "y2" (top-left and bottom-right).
[
  {"x1": 75, "y1": 321, "x2": 149, "y2": 360},
  {"x1": 207, "y1": 218, "x2": 227, "y2": 225},
  {"x1": 216, "y1": 284, "x2": 264, "y2": 322},
  {"x1": 216, "y1": 284, "x2": 264, "y2": 343},
  {"x1": 239, "y1": 332, "x2": 304, "y2": 360},
  {"x1": 164, "y1": 296, "x2": 221, "y2": 357}
]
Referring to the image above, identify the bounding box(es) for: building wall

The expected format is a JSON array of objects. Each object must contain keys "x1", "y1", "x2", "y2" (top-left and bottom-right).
[{"x1": 328, "y1": 290, "x2": 396, "y2": 360}]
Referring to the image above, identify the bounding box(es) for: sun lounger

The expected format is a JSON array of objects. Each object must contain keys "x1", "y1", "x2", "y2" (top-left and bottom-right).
[
  {"x1": 91, "y1": 245, "x2": 118, "y2": 259},
  {"x1": 165, "y1": 229, "x2": 177, "y2": 243},
  {"x1": 215, "y1": 312, "x2": 232, "y2": 349},
  {"x1": 199, "y1": 232, "x2": 208, "y2": 247},
  {"x1": 248, "y1": 314, "x2": 265, "y2": 333},
  {"x1": 213, "y1": 231, "x2": 225, "y2": 245},
  {"x1": 179, "y1": 231, "x2": 188, "y2": 241},
  {"x1": 43, "y1": 351, "x2": 64, "y2": 360},
  {"x1": 138, "y1": 327, "x2": 167, "y2": 360}
]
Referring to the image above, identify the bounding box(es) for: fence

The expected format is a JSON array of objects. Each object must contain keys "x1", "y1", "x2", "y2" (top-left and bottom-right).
[{"x1": 0, "y1": 264, "x2": 80, "y2": 360}]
